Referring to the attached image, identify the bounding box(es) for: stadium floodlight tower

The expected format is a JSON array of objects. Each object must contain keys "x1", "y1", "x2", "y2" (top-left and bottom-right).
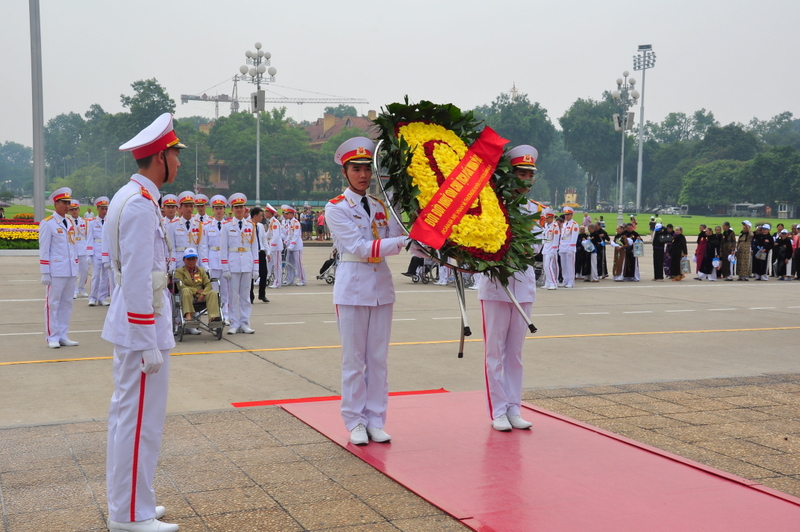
[
  {"x1": 632, "y1": 44, "x2": 656, "y2": 214},
  {"x1": 612, "y1": 71, "x2": 639, "y2": 227}
]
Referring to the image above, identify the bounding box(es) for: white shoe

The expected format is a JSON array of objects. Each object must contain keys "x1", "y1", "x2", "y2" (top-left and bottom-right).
[
  {"x1": 48, "y1": 341, "x2": 60, "y2": 349},
  {"x1": 59, "y1": 339, "x2": 79, "y2": 347},
  {"x1": 547, "y1": 286, "x2": 556, "y2": 290},
  {"x1": 508, "y1": 415, "x2": 533, "y2": 430},
  {"x1": 239, "y1": 325, "x2": 255, "y2": 334},
  {"x1": 492, "y1": 414, "x2": 512, "y2": 432},
  {"x1": 349, "y1": 423, "x2": 368, "y2": 445},
  {"x1": 101, "y1": 300, "x2": 111, "y2": 306},
  {"x1": 227, "y1": 327, "x2": 238, "y2": 335},
  {"x1": 294, "y1": 281, "x2": 305, "y2": 286},
  {"x1": 185, "y1": 328, "x2": 200, "y2": 335},
  {"x1": 108, "y1": 518, "x2": 179, "y2": 532},
  {"x1": 268, "y1": 284, "x2": 279, "y2": 289},
  {"x1": 78, "y1": 291, "x2": 88, "y2": 298},
  {"x1": 367, "y1": 427, "x2": 391, "y2": 443},
  {"x1": 88, "y1": 300, "x2": 97, "y2": 307},
  {"x1": 155, "y1": 506, "x2": 166, "y2": 520}
]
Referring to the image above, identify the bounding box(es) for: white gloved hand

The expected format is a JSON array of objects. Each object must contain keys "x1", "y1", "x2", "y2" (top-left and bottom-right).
[
  {"x1": 140, "y1": 348, "x2": 163, "y2": 375},
  {"x1": 409, "y1": 241, "x2": 428, "y2": 258},
  {"x1": 252, "y1": 270, "x2": 259, "y2": 281},
  {"x1": 103, "y1": 261, "x2": 111, "y2": 270},
  {"x1": 40, "y1": 274, "x2": 51, "y2": 286},
  {"x1": 223, "y1": 270, "x2": 231, "y2": 280}
]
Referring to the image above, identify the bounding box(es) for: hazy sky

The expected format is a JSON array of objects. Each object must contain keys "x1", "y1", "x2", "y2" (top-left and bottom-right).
[{"x1": 2, "y1": 0, "x2": 798, "y2": 148}]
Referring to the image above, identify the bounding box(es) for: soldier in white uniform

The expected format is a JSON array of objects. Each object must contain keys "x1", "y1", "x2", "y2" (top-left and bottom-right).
[
  {"x1": 39, "y1": 187, "x2": 79, "y2": 349},
  {"x1": 69, "y1": 200, "x2": 91, "y2": 298},
  {"x1": 206, "y1": 195, "x2": 228, "y2": 319},
  {"x1": 87, "y1": 196, "x2": 111, "y2": 306},
  {"x1": 264, "y1": 203, "x2": 283, "y2": 289},
  {"x1": 478, "y1": 145, "x2": 539, "y2": 432},
  {"x1": 325, "y1": 137, "x2": 409, "y2": 445},
  {"x1": 161, "y1": 194, "x2": 178, "y2": 224},
  {"x1": 192, "y1": 194, "x2": 210, "y2": 225},
  {"x1": 168, "y1": 191, "x2": 206, "y2": 272},
  {"x1": 103, "y1": 113, "x2": 184, "y2": 532},
  {"x1": 559, "y1": 206, "x2": 579, "y2": 287},
  {"x1": 542, "y1": 209, "x2": 560, "y2": 290},
  {"x1": 282, "y1": 205, "x2": 306, "y2": 285},
  {"x1": 221, "y1": 193, "x2": 258, "y2": 334}
]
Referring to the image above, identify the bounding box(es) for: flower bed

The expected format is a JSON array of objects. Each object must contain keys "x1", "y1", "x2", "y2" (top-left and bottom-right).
[{"x1": 0, "y1": 219, "x2": 39, "y2": 249}]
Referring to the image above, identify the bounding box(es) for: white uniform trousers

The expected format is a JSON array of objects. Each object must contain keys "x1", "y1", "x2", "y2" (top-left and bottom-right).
[
  {"x1": 269, "y1": 250, "x2": 282, "y2": 286},
  {"x1": 589, "y1": 253, "x2": 599, "y2": 281},
  {"x1": 107, "y1": 345, "x2": 170, "y2": 523},
  {"x1": 74, "y1": 255, "x2": 90, "y2": 296},
  {"x1": 90, "y1": 256, "x2": 110, "y2": 303},
  {"x1": 45, "y1": 276, "x2": 76, "y2": 344},
  {"x1": 210, "y1": 269, "x2": 229, "y2": 318},
  {"x1": 543, "y1": 253, "x2": 559, "y2": 289},
  {"x1": 559, "y1": 250, "x2": 576, "y2": 287},
  {"x1": 336, "y1": 303, "x2": 393, "y2": 431},
  {"x1": 480, "y1": 300, "x2": 532, "y2": 420},
  {"x1": 228, "y1": 272, "x2": 252, "y2": 329},
  {"x1": 287, "y1": 249, "x2": 306, "y2": 284}
]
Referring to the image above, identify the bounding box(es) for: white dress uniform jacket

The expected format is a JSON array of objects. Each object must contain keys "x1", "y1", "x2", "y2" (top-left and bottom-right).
[
  {"x1": 168, "y1": 216, "x2": 207, "y2": 271},
  {"x1": 39, "y1": 213, "x2": 79, "y2": 344},
  {"x1": 221, "y1": 217, "x2": 259, "y2": 330},
  {"x1": 86, "y1": 215, "x2": 111, "y2": 304}
]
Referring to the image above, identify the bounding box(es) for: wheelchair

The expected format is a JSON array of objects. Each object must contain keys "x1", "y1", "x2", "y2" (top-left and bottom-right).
[
  {"x1": 316, "y1": 249, "x2": 338, "y2": 284},
  {"x1": 267, "y1": 248, "x2": 296, "y2": 286},
  {"x1": 171, "y1": 276, "x2": 225, "y2": 342}
]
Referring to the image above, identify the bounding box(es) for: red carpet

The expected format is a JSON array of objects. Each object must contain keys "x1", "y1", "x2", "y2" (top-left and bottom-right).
[{"x1": 282, "y1": 390, "x2": 800, "y2": 532}]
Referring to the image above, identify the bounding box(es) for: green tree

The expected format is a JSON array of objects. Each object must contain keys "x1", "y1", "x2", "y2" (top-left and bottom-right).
[
  {"x1": 645, "y1": 109, "x2": 718, "y2": 144},
  {"x1": 559, "y1": 97, "x2": 627, "y2": 210},
  {"x1": 0, "y1": 141, "x2": 33, "y2": 193},
  {"x1": 695, "y1": 124, "x2": 760, "y2": 162},
  {"x1": 475, "y1": 92, "x2": 555, "y2": 157},
  {"x1": 44, "y1": 112, "x2": 86, "y2": 181},
  {"x1": 324, "y1": 105, "x2": 359, "y2": 118},
  {"x1": 747, "y1": 112, "x2": 800, "y2": 149},
  {"x1": 740, "y1": 145, "x2": 800, "y2": 204},
  {"x1": 678, "y1": 159, "x2": 747, "y2": 210},
  {"x1": 318, "y1": 127, "x2": 368, "y2": 192},
  {"x1": 120, "y1": 79, "x2": 176, "y2": 134}
]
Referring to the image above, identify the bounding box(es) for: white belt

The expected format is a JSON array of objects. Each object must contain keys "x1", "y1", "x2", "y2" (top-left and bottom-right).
[
  {"x1": 209, "y1": 246, "x2": 220, "y2": 251},
  {"x1": 229, "y1": 247, "x2": 249, "y2": 252},
  {"x1": 94, "y1": 238, "x2": 102, "y2": 243},
  {"x1": 340, "y1": 253, "x2": 383, "y2": 263},
  {"x1": 176, "y1": 246, "x2": 187, "y2": 252}
]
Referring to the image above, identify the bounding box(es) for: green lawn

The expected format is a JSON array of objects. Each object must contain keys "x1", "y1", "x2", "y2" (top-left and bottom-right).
[{"x1": 0, "y1": 203, "x2": 94, "y2": 220}]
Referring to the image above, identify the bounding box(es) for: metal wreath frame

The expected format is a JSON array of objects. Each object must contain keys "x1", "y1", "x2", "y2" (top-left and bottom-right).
[{"x1": 373, "y1": 140, "x2": 537, "y2": 359}]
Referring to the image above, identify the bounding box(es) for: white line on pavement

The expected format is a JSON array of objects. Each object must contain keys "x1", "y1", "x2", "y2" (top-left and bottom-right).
[
  {"x1": 392, "y1": 318, "x2": 417, "y2": 321},
  {"x1": 750, "y1": 307, "x2": 776, "y2": 310},
  {"x1": 708, "y1": 308, "x2": 736, "y2": 311},
  {"x1": 623, "y1": 311, "x2": 653, "y2": 314},
  {"x1": 578, "y1": 312, "x2": 610, "y2": 315},
  {"x1": 263, "y1": 322, "x2": 306, "y2": 325},
  {"x1": 665, "y1": 310, "x2": 695, "y2": 313},
  {"x1": 432, "y1": 317, "x2": 461, "y2": 320}
]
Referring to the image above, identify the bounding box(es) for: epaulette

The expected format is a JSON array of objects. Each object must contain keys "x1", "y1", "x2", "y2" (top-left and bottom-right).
[
  {"x1": 329, "y1": 194, "x2": 345, "y2": 204},
  {"x1": 140, "y1": 186, "x2": 153, "y2": 201},
  {"x1": 369, "y1": 194, "x2": 386, "y2": 208},
  {"x1": 43, "y1": 215, "x2": 53, "y2": 222}
]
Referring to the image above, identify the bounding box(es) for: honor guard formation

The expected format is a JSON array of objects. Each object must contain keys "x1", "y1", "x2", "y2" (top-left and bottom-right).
[{"x1": 33, "y1": 112, "x2": 795, "y2": 532}]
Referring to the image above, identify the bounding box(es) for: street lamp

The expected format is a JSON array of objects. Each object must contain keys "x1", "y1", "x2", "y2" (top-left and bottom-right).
[
  {"x1": 612, "y1": 71, "x2": 639, "y2": 227},
  {"x1": 632, "y1": 44, "x2": 656, "y2": 215},
  {"x1": 239, "y1": 42, "x2": 277, "y2": 206}
]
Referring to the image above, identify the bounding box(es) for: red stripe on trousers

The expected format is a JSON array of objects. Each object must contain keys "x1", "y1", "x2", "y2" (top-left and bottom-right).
[
  {"x1": 480, "y1": 301, "x2": 494, "y2": 418},
  {"x1": 130, "y1": 371, "x2": 147, "y2": 521},
  {"x1": 45, "y1": 284, "x2": 51, "y2": 337}
]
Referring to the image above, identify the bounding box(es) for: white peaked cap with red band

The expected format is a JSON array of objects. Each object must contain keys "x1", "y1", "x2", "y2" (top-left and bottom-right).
[
  {"x1": 507, "y1": 145, "x2": 538, "y2": 170},
  {"x1": 334, "y1": 136, "x2": 374, "y2": 166},
  {"x1": 119, "y1": 113, "x2": 187, "y2": 159}
]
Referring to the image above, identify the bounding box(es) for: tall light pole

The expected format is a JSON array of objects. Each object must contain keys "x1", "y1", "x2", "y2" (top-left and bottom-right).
[
  {"x1": 633, "y1": 44, "x2": 656, "y2": 214},
  {"x1": 612, "y1": 71, "x2": 639, "y2": 227},
  {"x1": 239, "y1": 42, "x2": 277, "y2": 207}
]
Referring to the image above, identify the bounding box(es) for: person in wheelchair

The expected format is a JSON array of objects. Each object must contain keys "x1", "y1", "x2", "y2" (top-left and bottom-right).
[{"x1": 173, "y1": 248, "x2": 221, "y2": 334}]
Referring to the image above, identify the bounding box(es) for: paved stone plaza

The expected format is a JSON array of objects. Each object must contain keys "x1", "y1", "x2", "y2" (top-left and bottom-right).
[{"x1": 1, "y1": 245, "x2": 799, "y2": 531}]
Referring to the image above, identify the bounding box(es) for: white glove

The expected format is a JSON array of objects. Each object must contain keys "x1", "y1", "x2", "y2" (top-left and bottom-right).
[
  {"x1": 409, "y1": 241, "x2": 428, "y2": 258},
  {"x1": 223, "y1": 271, "x2": 231, "y2": 280},
  {"x1": 103, "y1": 261, "x2": 111, "y2": 270},
  {"x1": 140, "y1": 348, "x2": 163, "y2": 375},
  {"x1": 252, "y1": 270, "x2": 259, "y2": 281},
  {"x1": 40, "y1": 274, "x2": 51, "y2": 286}
]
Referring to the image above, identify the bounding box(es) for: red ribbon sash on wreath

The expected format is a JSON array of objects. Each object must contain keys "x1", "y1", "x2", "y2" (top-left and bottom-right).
[{"x1": 409, "y1": 126, "x2": 508, "y2": 250}]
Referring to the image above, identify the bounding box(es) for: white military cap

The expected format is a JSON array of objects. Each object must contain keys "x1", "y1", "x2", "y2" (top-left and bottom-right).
[
  {"x1": 178, "y1": 191, "x2": 195, "y2": 205},
  {"x1": 543, "y1": 208, "x2": 555, "y2": 217},
  {"x1": 69, "y1": 199, "x2": 80, "y2": 208},
  {"x1": 210, "y1": 195, "x2": 227, "y2": 207},
  {"x1": 229, "y1": 193, "x2": 247, "y2": 206},
  {"x1": 281, "y1": 204, "x2": 296, "y2": 213},
  {"x1": 49, "y1": 187, "x2": 72, "y2": 203},
  {"x1": 194, "y1": 194, "x2": 209, "y2": 206},
  {"x1": 334, "y1": 136, "x2": 374, "y2": 165},
  {"x1": 162, "y1": 194, "x2": 178, "y2": 206},
  {"x1": 563, "y1": 206, "x2": 575, "y2": 214},
  {"x1": 507, "y1": 145, "x2": 538, "y2": 170},
  {"x1": 119, "y1": 113, "x2": 187, "y2": 159},
  {"x1": 94, "y1": 196, "x2": 110, "y2": 207},
  {"x1": 265, "y1": 203, "x2": 277, "y2": 213}
]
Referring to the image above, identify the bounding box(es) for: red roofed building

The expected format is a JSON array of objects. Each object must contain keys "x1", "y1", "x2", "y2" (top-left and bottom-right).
[{"x1": 303, "y1": 111, "x2": 379, "y2": 149}]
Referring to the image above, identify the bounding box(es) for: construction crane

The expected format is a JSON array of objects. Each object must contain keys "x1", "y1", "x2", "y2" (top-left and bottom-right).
[{"x1": 180, "y1": 76, "x2": 368, "y2": 118}]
